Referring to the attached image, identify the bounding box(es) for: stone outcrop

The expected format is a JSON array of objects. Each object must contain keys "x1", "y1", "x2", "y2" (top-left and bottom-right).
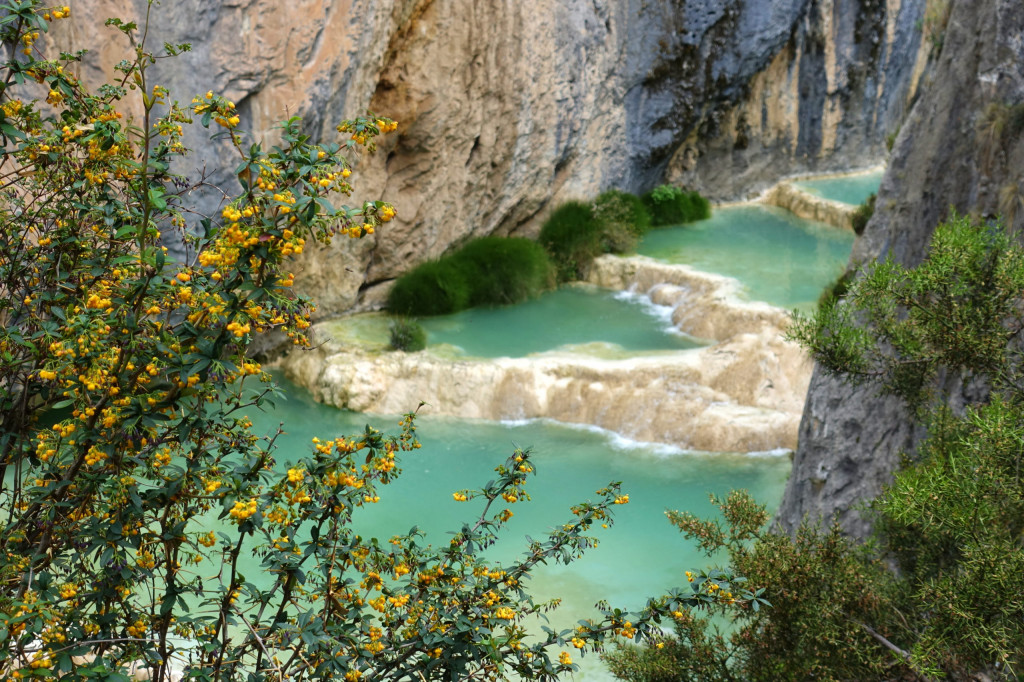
[
  {"x1": 57, "y1": 0, "x2": 929, "y2": 318},
  {"x1": 761, "y1": 181, "x2": 857, "y2": 231},
  {"x1": 281, "y1": 255, "x2": 813, "y2": 453},
  {"x1": 777, "y1": 0, "x2": 1024, "y2": 538}
]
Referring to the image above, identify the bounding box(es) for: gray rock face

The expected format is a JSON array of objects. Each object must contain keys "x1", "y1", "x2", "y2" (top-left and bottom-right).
[
  {"x1": 57, "y1": 0, "x2": 928, "y2": 317},
  {"x1": 777, "y1": 0, "x2": 1024, "y2": 538}
]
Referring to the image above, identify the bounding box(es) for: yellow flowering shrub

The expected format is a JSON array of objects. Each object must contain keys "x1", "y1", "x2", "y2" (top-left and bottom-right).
[{"x1": 0, "y1": 3, "x2": 759, "y2": 680}]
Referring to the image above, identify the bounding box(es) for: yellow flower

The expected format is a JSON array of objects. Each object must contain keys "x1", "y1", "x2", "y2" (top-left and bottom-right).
[{"x1": 559, "y1": 651, "x2": 572, "y2": 666}]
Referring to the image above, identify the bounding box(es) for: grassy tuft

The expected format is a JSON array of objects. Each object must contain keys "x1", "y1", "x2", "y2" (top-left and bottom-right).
[
  {"x1": 387, "y1": 237, "x2": 555, "y2": 316},
  {"x1": 538, "y1": 201, "x2": 604, "y2": 281},
  {"x1": 388, "y1": 317, "x2": 427, "y2": 351},
  {"x1": 593, "y1": 189, "x2": 652, "y2": 238},
  {"x1": 386, "y1": 259, "x2": 472, "y2": 316}
]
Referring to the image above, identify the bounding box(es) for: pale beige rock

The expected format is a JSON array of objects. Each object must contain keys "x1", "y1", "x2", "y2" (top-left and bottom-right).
[
  {"x1": 760, "y1": 181, "x2": 857, "y2": 231},
  {"x1": 281, "y1": 254, "x2": 812, "y2": 453}
]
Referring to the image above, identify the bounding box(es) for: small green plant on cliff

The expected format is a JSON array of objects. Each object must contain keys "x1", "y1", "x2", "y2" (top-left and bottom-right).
[
  {"x1": 387, "y1": 236, "x2": 554, "y2": 316},
  {"x1": 920, "y1": 0, "x2": 951, "y2": 52},
  {"x1": 388, "y1": 317, "x2": 428, "y2": 351},
  {"x1": 850, "y1": 192, "x2": 876, "y2": 235},
  {"x1": 609, "y1": 214, "x2": 1024, "y2": 681},
  {"x1": 0, "y1": 5, "x2": 759, "y2": 680}
]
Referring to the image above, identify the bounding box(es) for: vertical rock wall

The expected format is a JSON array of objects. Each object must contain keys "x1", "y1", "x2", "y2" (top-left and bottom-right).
[
  {"x1": 777, "y1": 0, "x2": 1024, "y2": 538},
  {"x1": 55, "y1": 0, "x2": 929, "y2": 316}
]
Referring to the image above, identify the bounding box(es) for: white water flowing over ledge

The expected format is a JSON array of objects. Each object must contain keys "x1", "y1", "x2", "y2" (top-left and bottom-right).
[{"x1": 280, "y1": 254, "x2": 812, "y2": 453}]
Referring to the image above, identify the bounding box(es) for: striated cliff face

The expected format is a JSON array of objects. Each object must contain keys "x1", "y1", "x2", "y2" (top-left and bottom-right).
[
  {"x1": 59, "y1": 0, "x2": 928, "y2": 317},
  {"x1": 777, "y1": 0, "x2": 1024, "y2": 538}
]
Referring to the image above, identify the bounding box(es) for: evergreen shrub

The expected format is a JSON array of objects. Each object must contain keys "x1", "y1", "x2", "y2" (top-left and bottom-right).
[
  {"x1": 607, "y1": 215, "x2": 1024, "y2": 681},
  {"x1": 642, "y1": 185, "x2": 711, "y2": 226}
]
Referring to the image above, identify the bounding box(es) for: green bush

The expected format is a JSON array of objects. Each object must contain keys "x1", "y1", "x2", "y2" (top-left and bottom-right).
[
  {"x1": 539, "y1": 201, "x2": 604, "y2": 281},
  {"x1": 593, "y1": 189, "x2": 652, "y2": 237},
  {"x1": 388, "y1": 317, "x2": 427, "y2": 351},
  {"x1": 387, "y1": 258, "x2": 472, "y2": 316},
  {"x1": 851, "y1": 192, "x2": 876, "y2": 235},
  {"x1": 641, "y1": 185, "x2": 711, "y2": 227},
  {"x1": 387, "y1": 237, "x2": 554, "y2": 315},
  {"x1": 454, "y1": 237, "x2": 555, "y2": 306}
]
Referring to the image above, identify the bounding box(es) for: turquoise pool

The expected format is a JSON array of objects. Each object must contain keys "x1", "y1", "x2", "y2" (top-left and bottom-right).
[
  {"x1": 419, "y1": 285, "x2": 702, "y2": 358},
  {"x1": 792, "y1": 169, "x2": 883, "y2": 206},
  {"x1": 237, "y1": 376, "x2": 791, "y2": 679},
  {"x1": 636, "y1": 204, "x2": 854, "y2": 310}
]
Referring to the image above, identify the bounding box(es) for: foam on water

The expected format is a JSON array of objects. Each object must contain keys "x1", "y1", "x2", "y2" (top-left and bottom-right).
[{"x1": 611, "y1": 287, "x2": 679, "y2": 335}]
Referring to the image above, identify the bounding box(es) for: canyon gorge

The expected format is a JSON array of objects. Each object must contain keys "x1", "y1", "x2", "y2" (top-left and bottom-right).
[{"x1": 52, "y1": 0, "x2": 1024, "y2": 542}]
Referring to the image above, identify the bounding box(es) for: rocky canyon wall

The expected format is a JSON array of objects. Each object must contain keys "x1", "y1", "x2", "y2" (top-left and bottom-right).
[
  {"x1": 777, "y1": 0, "x2": 1024, "y2": 539},
  {"x1": 56, "y1": 0, "x2": 928, "y2": 317}
]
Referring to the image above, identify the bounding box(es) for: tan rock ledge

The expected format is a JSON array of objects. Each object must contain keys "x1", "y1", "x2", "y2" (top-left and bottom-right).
[
  {"x1": 760, "y1": 181, "x2": 857, "y2": 231},
  {"x1": 281, "y1": 255, "x2": 812, "y2": 454}
]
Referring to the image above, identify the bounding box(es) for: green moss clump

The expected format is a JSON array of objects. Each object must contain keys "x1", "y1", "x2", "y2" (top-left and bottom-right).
[
  {"x1": 641, "y1": 185, "x2": 711, "y2": 227},
  {"x1": 539, "y1": 201, "x2": 605, "y2": 281},
  {"x1": 388, "y1": 317, "x2": 427, "y2": 352},
  {"x1": 851, "y1": 192, "x2": 876, "y2": 236},
  {"x1": 387, "y1": 237, "x2": 554, "y2": 316}
]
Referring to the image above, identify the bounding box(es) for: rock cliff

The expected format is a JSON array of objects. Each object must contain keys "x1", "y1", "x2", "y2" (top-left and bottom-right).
[
  {"x1": 58, "y1": 0, "x2": 928, "y2": 317},
  {"x1": 777, "y1": 0, "x2": 1024, "y2": 538}
]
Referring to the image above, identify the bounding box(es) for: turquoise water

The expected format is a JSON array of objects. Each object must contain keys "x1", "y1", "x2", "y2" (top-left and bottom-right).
[
  {"x1": 637, "y1": 205, "x2": 854, "y2": 310},
  {"x1": 240, "y1": 376, "x2": 791, "y2": 679},
  {"x1": 792, "y1": 169, "x2": 883, "y2": 206},
  {"x1": 419, "y1": 285, "x2": 702, "y2": 358}
]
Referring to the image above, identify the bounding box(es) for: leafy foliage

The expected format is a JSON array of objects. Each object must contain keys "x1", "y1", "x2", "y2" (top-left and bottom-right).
[
  {"x1": 608, "y1": 492, "x2": 899, "y2": 682},
  {"x1": 593, "y1": 189, "x2": 652, "y2": 242},
  {"x1": 0, "y1": 5, "x2": 756, "y2": 680},
  {"x1": 791, "y1": 213, "x2": 1024, "y2": 411},
  {"x1": 641, "y1": 185, "x2": 711, "y2": 227},
  {"x1": 610, "y1": 215, "x2": 1024, "y2": 681},
  {"x1": 539, "y1": 192, "x2": 653, "y2": 282}
]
